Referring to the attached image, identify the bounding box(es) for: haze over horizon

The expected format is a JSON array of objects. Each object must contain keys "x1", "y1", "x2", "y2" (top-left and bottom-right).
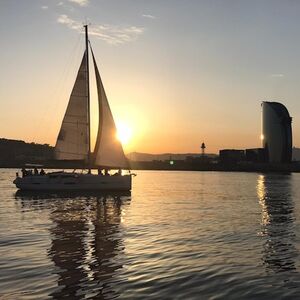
[{"x1": 1, "y1": 0, "x2": 300, "y2": 154}]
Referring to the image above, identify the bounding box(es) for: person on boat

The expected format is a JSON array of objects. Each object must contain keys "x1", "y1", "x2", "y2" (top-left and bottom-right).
[
  {"x1": 97, "y1": 168, "x2": 103, "y2": 176},
  {"x1": 21, "y1": 168, "x2": 27, "y2": 177},
  {"x1": 34, "y1": 167, "x2": 39, "y2": 175},
  {"x1": 104, "y1": 169, "x2": 109, "y2": 176},
  {"x1": 113, "y1": 169, "x2": 121, "y2": 176},
  {"x1": 40, "y1": 169, "x2": 45, "y2": 176}
]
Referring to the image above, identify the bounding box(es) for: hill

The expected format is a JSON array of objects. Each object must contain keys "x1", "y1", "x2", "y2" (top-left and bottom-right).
[{"x1": 0, "y1": 138, "x2": 54, "y2": 167}]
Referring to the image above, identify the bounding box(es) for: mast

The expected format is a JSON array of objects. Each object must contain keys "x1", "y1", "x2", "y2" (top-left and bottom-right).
[{"x1": 84, "y1": 24, "x2": 91, "y2": 172}]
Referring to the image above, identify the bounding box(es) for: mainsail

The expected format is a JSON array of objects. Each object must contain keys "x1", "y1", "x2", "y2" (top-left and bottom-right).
[
  {"x1": 91, "y1": 49, "x2": 129, "y2": 169},
  {"x1": 55, "y1": 51, "x2": 89, "y2": 160}
]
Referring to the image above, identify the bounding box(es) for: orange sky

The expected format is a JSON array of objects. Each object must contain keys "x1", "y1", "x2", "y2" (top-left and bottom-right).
[{"x1": 1, "y1": 1, "x2": 300, "y2": 154}]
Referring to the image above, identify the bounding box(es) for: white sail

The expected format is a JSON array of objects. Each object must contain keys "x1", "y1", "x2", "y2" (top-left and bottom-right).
[
  {"x1": 91, "y1": 50, "x2": 129, "y2": 169},
  {"x1": 55, "y1": 51, "x2": 89, "y2": 160}
]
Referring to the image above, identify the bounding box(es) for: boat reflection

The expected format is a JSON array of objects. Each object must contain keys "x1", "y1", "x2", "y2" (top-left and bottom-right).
[
  {"x1": 257, "y1": 174, "x2": 296, "y2": 273},
  {"x1": 15, "y1": 191, "x2": 131, "y2": 299},
  {"x1": 15, "y1": 189, "x2": 131, "y2": 200}
]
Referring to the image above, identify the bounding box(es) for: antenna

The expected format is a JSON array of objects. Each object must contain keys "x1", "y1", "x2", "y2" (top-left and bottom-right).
[
  {"x1": 201, "y1": 142, "x2": 206, "y2": 157},
  {"x1": 82, "y1": 18, "x2": 91, "y2": 27}
]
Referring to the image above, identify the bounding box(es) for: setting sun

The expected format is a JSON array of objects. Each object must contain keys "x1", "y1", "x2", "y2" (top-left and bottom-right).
[{"x1": 116, "y1": 121, "x2": 133, "y2": 146}]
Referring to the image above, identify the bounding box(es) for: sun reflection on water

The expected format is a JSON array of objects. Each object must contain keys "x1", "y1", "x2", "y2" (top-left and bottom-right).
[
  {"x1": 256, "y1": 173, "x2": 297, "y2": 274},
  {"x1": 257, "y1": 174, "x2": 270, "y2": 227}
]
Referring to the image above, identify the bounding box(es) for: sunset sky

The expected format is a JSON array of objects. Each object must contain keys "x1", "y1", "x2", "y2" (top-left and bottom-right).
[{"x1": 1, "y1": 0, "x2": 300, "y2": 154}]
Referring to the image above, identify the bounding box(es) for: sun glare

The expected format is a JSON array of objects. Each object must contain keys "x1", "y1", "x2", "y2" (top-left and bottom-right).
[{"x1": 116, "y1": 121, "x2": 133, "y2": 146}]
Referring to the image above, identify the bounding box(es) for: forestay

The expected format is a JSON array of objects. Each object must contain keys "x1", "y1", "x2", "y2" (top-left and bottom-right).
[{"x1": 55, "y1": 51, "x2": 89, "y2": 160}]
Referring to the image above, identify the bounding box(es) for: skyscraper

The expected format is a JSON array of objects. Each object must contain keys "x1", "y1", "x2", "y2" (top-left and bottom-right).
[{"x1": 261, "y1": 102, "x2": 292, "y2": 163}]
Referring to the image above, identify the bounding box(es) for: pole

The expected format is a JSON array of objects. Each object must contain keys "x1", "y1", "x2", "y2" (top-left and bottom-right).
[{"x1": 84, "y1": 24, "x2": 91, "y2": 173}]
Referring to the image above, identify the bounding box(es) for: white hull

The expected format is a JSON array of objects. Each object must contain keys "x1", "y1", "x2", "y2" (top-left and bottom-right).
[{"x1": 14, "y1": 172, "x2": 132, "y2": 191}]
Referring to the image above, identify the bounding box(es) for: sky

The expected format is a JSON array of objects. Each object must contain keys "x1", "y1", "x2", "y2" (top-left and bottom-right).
[{"x1": 1, "y1": 0, "x2": 300, "y2": 154}]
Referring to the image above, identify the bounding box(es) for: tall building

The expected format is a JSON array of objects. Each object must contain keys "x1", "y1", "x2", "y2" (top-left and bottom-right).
[{"x1": 262, "y1": 101, "x2": 292, "y2": 163}]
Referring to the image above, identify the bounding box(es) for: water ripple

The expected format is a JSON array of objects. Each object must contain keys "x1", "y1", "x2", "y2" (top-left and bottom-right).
[{"x1": 1, "y1": 170, "x2": 300, "y2": 298}]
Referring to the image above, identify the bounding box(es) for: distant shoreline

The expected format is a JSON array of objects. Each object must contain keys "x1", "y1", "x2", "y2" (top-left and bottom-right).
[
  {"x1": 2, "y1": 161, "x2": 300, "y2": 173},
  {"x1": 1, "y1": 137, "x2": 300, "y2": 173}
]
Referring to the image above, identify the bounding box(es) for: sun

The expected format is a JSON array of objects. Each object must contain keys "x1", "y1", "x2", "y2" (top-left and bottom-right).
[{"x1": 116, "y1": 121, "x2": 133, "y2": 146}]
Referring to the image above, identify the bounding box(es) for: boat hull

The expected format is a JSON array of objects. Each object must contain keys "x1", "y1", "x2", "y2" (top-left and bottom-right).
[{"x1": 13, "y1": 172, "x2": 132, "y2": 191}]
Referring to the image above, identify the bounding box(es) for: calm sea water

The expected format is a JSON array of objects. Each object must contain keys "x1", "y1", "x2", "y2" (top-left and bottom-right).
[{"x1": 1, "y1": 169, "x2": 300, "y2": 299}]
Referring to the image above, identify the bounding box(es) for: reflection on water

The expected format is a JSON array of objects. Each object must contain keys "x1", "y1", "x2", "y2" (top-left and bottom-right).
[
  {"x1": 15, "y1": 191, "x2": 131, "y2": 299},
  {"x1": 5, "y1": 171, "x2": 300, "y2": 299},
  {"x1": 257, "y1": 174, "x2": 296, "y2": 273}
]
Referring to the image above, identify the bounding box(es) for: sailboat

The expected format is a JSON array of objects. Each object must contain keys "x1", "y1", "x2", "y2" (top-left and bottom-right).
[{"x1": 14, "y1": 25, "x2": 132, "y2": 191}]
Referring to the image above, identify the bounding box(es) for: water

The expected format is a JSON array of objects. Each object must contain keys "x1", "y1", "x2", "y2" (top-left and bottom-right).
[{"x1": 1, "y1": 169, "x2": 300, "y2": 299}]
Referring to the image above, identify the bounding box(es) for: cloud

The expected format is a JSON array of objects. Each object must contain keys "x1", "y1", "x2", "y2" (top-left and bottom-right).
[
  {"x1": 142, "y1": 14, "x2": 156, "y2": 19},
  {"x1": 57, "y1": 14, "x2": 81, "y2": 30},
  {"x1": 67, "y1": 0, "x2": 89, "y2": 6},
  {"x1": 57, "y1": 2, "x2": 64, "y2": 6},
  {"x1": 271, "y1": 74, "x2": 284, "y2": 78},
  {"x1": 41, "y1": 5, "x2": 48, "y2": 10},
  {"x1": 57, "y1": 15, "x2": 144, "y2": 45}
]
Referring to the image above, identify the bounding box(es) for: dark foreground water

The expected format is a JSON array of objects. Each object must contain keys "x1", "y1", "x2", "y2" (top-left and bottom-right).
[{"x1": 1, "y1": 169, "x2": 300, "y2": 299}]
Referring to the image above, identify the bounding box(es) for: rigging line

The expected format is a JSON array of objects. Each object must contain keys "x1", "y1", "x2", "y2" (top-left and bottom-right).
[
  {"x1": 63, "y1": 115, "x2": 87, "y2": 119},
  {"x1": 32, "y1": 32, "x2": 84, "y2": 146},
  {"x1": 56, "y1": 150, "x2": 88, "y2": 156},
  {"x1": 62, "y1": 121, "x2": 88, "y2": 125},
  {"x1": 63, "y1": 113, "x2": 87, "y2": 118},
  {"x1": 69, "y1": 94, "x2": 87, "y2": 98},
  {"x1": 33, "y1": 33, "x2": 84, "y2": 146}
]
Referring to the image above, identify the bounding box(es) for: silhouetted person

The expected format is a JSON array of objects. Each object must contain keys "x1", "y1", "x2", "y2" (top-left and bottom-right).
[
  {"x1": 97, "y1": 168, "x2": 103, "y2": 176},
  {"x1": 34, "y1": 167, "x2": 38, "y2": 175},
  {"x1": 113, "y1": 169, "x2": 122, "y2": 176},
  {"x1": 40, "y1": 169, "x2": 45, "y2": 176},
  {"x1": 105, "y1": 169, "x2": 109, "y2": 176},
  {"x1": 21, "y1": 168, "x2": 26, "y2": 177}
]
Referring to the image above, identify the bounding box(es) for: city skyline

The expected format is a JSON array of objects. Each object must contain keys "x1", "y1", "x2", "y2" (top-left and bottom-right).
[{"x1": 1, "y1": 0, "x2": 300, "y2": 154}]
